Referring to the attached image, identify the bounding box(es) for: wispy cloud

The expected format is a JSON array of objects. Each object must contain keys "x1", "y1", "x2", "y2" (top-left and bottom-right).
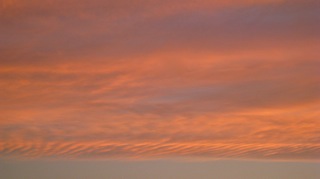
[{"x1": 0, "y1": 0, "x2": 319, "y2": 160}]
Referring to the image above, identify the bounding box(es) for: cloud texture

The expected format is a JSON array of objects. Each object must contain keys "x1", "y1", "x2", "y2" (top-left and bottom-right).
[{"x1": 0, "y1": 0, "x2": 319, "y2": 160}]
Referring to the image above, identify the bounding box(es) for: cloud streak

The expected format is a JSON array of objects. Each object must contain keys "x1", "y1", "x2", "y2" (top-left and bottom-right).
[
  {"x1": 1, "y1": 142, "x2": 319, "y2": 161},
  {"x1": 0, "y1": 0, "x2": 319, "y2": 160}
]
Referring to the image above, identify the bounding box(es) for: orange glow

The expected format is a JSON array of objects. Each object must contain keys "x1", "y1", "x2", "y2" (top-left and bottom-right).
[{"x1": 0, "y1": 0, "x2": 319, "y2": 160}]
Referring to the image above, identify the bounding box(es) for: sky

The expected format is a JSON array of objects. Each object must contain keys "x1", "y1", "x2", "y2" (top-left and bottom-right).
[{"x1": 0, "y1": 0, "x2": 319, "y2": 178}]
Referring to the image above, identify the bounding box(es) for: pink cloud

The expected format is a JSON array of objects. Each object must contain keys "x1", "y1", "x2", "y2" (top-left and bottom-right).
[{"x1": 0, "y1": 0, "x2": 319, "y2": 160}]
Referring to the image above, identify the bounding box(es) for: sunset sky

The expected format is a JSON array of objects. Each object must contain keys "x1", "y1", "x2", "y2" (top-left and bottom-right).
[{"x1": 0, "y1": 0, "x2": 319, "y2": 178}]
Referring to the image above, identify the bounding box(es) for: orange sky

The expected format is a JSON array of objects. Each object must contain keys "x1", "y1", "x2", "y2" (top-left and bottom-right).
[{"x1": 0, "y1": 0, "x2": 319, "y2": 161}]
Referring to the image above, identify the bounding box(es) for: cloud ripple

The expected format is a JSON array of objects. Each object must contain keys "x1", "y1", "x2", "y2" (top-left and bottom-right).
[{"x1": 0, "y1": 0, "x2": 319, "y2": 160}]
